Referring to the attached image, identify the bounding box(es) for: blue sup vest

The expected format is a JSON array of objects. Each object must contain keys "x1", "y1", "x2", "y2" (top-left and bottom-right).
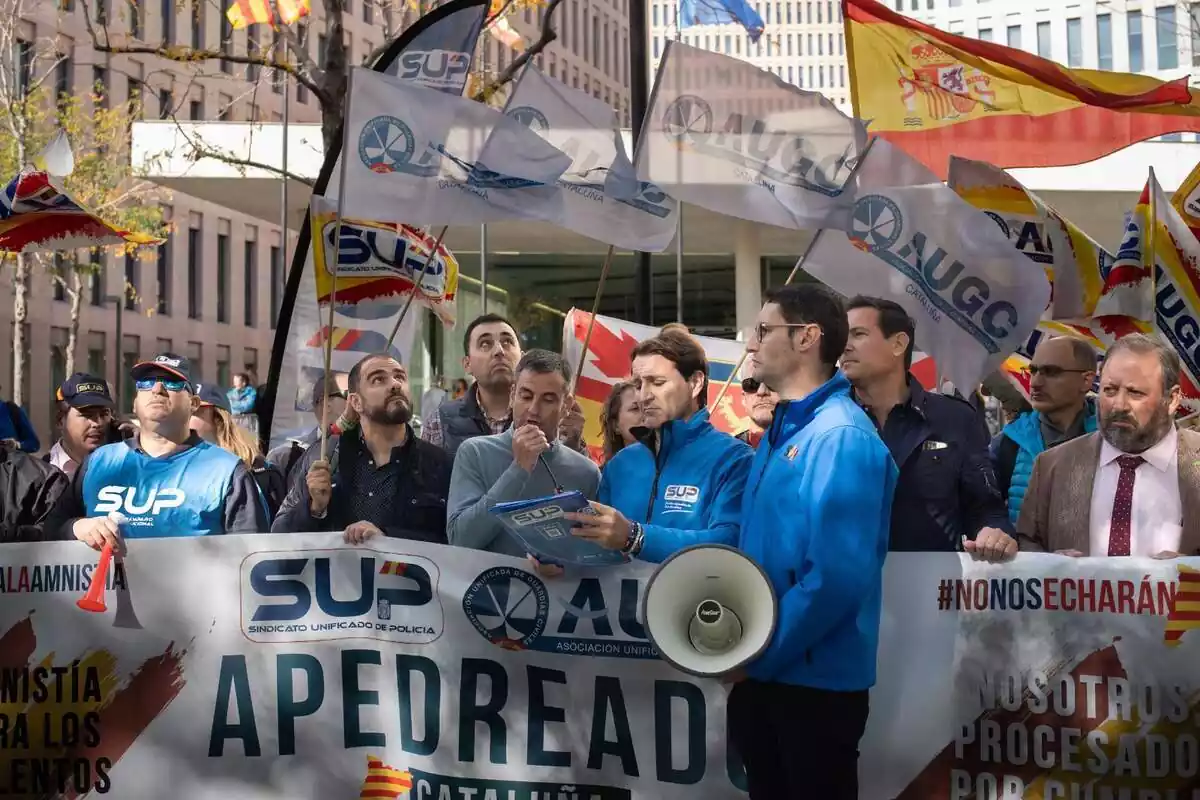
[{"x1": 82, "y1": 441, "x2": 241, "y2": 537}]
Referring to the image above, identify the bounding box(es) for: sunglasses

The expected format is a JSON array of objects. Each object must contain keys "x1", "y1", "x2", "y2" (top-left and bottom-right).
[{"x1": 135, "y1": 378, "x2": 190, "y2": 392}]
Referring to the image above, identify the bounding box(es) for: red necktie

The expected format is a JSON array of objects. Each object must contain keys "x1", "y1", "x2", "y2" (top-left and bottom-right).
[{"x1": 1107, "y1": 455, "x2": 1145, "y2": 557}]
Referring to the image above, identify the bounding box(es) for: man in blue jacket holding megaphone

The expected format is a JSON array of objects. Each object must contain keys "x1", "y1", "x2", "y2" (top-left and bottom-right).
[
  {"x1": 566, "y1": 327, "x2": 753, "y2": 561},
  {"x1": 729, "y1": 284, "x2": 897, "y2": 800}
]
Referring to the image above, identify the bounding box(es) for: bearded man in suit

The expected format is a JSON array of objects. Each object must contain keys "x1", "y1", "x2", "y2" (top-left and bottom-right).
[{"x1": 1018, "y1": 333, "x2": 1200, "y2": 557}]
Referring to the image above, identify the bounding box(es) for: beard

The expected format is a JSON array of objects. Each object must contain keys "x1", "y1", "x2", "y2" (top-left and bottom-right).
[
  {"x1": 1101, "y1": 403, "x2": 1173, "y2": 453},
  {"x1": 363, "y1": 393, "x2": 412, "y2": 426}
]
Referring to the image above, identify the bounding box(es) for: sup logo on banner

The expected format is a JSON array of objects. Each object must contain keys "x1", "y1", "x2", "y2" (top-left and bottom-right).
[
  {"x1": 462, "y1": 567, "x2": 658, "y2": 659},
  {"x1": 240, "y1": 549, "x2": 443, "y2": 644},
  {"x1": 358, "y1": 116, "x2": 419, "y2": 175}
]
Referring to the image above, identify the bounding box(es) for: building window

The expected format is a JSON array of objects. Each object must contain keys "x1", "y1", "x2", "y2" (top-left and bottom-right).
[
  {"x1": 121, "y1": 337, "x2": 140, "y2": 412},
  {"x1": 244, "y1": 240, "x2": 257, "y2": 327},
  {"x1": 129, "y1": 0, "x2": 142, "y2": 38},
  {"x1": 158, "y1": 89, "x2": 173, "y2": 118},
  {"x1": 1129, "y1": 12, "x2": 1143, "y2": 72},
  {"x1": 1007, "y1": 25, "x2": 1021, "y2": 50},
  {"x1": 88, "y1": 332, "x2": 106, "y2": 379},
  {"x1": 1157, "y1": 6, "x2": 1178, "y2": 70},
  {"x1": 156, "y1": 238, "x2": 171, "y2": 315},
  {"x1": 95, "y1": 0, "x2": 107, "y2": 23},
  {"x1": 187, "y1": 342, "x2": 203, "y2": 382},
  {"x1": 53, "y1": 253, "x2": 67, "y2": 302},
  {"x1": 978, "y1": 27, "x2": 993, "y2": 42},
  {"x1": 270, "y1": 245, "x2": 282, "y2": 329},
  {"x1": 363, "y1": 0, "x2": 372, "y2": 22},
  {"x1": 124, "y1": 252, "x2": 138, "y2": 310},
  {"x1": 188, "y1": 226, "x2": 202, "y2": 320},
  {"x1": 1097, "y1": 14, "x2": 1112, "y2": 70},
  {"x1": 217, "y1": 232, "x2": 230, "y2": 323},
  {"x1": 89, "y1": 250, "x2": 103, "y2": 306},
  {"x1": 217, "y1": 345, "x2": 231, "y2": 388},
  {"x1": 1066, "y1": 18, "x2": 1082, "y2": 67},
  {"x1": 55, "y1": 55, "x2": 72, "y2": 106},
  {"x1": 92, "y1": 66, "x2": 108, "y2": 107},
  {"x1": 220, "y1": 0, "x2": 233, "y2": 72},
  {"x1": 51, "y1": 329, "x2": 68, "y2": 398},
  {"x1": 244, "y1": 347, "x2": 258, "y2": 381},
  {"x1": 189, "y1": 98, "x2": 203, "y2": 120},
  {"x1": 218, "y1": 93, "x2": 233, "y2": 121},
  {"x1": 1036, "y1": 21, "x2": 1050, "y2": 58},
  {"x1": 161, "y1": 0, "x2": 175, "y2": 43},
  {"x1": 191, "y1": 1, "x2": 203, "y2": 49}
]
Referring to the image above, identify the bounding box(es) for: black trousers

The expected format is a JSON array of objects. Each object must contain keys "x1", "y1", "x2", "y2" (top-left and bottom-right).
[{"x1": 727, "y1": 679, "x2": 870, "y2": 799}]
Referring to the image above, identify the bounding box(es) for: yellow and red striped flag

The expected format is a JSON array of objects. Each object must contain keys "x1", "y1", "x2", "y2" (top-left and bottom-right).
[
  {"x1": 1165, "y1": 566, "x2": 1200, "y2": 647},
  {"x1": 226, "y1": 0, "x2": 311, "y2": 30},
  {"x1": 378, "y1": 561, "x2": 407, "y2": 576},
  {"x1": 359, "y1": 756, "x2": 412, "y2": 799},
  {"x1": 845, "y1": 0, "x2": 1200, "y2": 177}
]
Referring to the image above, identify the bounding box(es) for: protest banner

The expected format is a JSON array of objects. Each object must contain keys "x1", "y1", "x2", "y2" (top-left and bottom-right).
[{"x1": 1, "y1": 537, "x2": 1198, "y2": 799}]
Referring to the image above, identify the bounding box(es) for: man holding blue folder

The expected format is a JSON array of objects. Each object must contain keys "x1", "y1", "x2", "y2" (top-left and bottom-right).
[{"x1": 447, "y1": 350, "x2": 600, "y2": 564}]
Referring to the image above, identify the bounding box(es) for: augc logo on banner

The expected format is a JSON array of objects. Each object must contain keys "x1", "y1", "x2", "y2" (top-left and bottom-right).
[
  {"x1": 462, "y1": 567, "x2": 657, "y2": 660},
  {"x1": 239, "y1": 549, "x2": 443, "y2": 644}
]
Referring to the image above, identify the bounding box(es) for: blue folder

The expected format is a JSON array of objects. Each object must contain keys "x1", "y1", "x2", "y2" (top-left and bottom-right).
[{"x1": 489, "y1": 491, "x2": 627, "y2": 567}]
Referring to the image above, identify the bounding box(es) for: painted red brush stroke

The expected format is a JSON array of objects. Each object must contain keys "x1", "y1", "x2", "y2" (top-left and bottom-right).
[
  {"x1": 61, "y1": 643, "x2": 189, "y2": 799},
  {"x1": 0, "y1": 615, "x2": 189, "y2": 800},
  {"x1": 897, "y1": 645, "x2": 1126, "y2": 800}
]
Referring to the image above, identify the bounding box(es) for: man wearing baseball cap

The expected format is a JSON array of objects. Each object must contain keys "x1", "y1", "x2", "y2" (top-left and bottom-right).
[
  {"x1": 48, "y1": 353, "x2": 269, "y2": 548},
  {"x1": 48, "y1": 373, "x2": 116, "y2": 477}
]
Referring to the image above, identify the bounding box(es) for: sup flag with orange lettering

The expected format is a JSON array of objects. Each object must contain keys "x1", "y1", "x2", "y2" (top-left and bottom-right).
[
  {"x1": 844, "y1": 0, "x2": 1200, "y2": 178},
  {"x1": 359, "y1": 756, "x2": 412, "y2": 799},
  {"x1": 226, "y1": 0, "x2": 311, "y2": 29}
]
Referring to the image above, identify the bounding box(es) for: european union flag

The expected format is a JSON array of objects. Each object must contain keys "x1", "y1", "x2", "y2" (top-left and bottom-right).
[{"x1": 679, "y1": 0, "x2": 765, "y2": 43}]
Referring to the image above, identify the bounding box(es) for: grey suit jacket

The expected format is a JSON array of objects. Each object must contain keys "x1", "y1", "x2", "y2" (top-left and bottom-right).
[{"x1": 1016, "y1": 429, "x2": 1200, "y2": 556}]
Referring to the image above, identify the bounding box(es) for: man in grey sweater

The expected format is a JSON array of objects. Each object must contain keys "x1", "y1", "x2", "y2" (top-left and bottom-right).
[{"x1": 448, "y1": 349, "x2": 600, "y2": 563}]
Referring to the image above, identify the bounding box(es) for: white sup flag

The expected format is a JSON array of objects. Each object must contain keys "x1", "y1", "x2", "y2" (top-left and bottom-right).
[
  {"x1": 807, "y1": 138, "x2": 1051, "y2": 393},
  {"x1": 341, "y1": 67, "x2": 570, "y2": 225},
  {"x1": 503, "y1": 65, "x2": 679, "y2": 251},
  {"x1": 637, "y1": 40, "x2": 867, "y2": 231}
]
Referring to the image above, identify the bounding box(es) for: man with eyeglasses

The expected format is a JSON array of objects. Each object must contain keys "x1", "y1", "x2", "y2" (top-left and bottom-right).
[
  {"x1": 991, "y1": 335, "x2": 1098, "y2": 525},
  {"x1": 48, "y1": 353, "x2": 270, "y2": 549},
  {"x1": 841, "y1": 296, "x2": 1016, "y2": 561}
]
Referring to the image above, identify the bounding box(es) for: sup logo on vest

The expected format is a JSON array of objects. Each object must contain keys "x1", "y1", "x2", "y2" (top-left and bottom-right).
[
  {"x1": 663, "y1": 484, "x2": 700, "y2": 513},
  {"x1": 95, "y1": 486, "x2": 184, "y2": 526}
]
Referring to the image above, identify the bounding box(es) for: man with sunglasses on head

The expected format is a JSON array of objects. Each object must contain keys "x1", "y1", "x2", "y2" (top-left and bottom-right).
[
  {"x1": 266, "y1": 372, "x2": 350, "y2": 489},
  {"x1": 991, "y1": 335, "x2": 1098, "y2": 525},
  {"x1": 736, "y1": 378, "x2": 781, "y2": 449},
  {"x1": 842, "y1": 296, "x2": 1016, "y2": 562},
  {"x1": 48, "y1": 353, "x2": 270, "y2": 550}
]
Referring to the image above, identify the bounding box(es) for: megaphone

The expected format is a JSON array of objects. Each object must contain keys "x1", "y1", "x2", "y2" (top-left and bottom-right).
[{"x1": 642, "y1": 544, "x2": 777, "y2": 678}]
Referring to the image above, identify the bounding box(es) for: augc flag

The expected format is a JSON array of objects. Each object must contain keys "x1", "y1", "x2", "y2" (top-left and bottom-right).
[{"x1": 844, "y1": 0, "x2": 1200, "y2": 177}]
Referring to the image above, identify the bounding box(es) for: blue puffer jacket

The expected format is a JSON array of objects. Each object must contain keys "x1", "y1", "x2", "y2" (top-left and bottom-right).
[
  {"x1": 738, "y1": 372, "x2": 897, "y2": 691},
  {"x1": 598, "y1": 409, "x2": 753, "y2": 563},
  {"x1": 990, "y1": 400, "x2": 1098, "y2": 524}
]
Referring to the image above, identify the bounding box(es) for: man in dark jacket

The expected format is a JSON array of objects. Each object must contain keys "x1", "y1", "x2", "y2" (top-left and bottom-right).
[
  {"x1": 842, "y1": 296, "x2": 1016, "y2": 561},
  {"x1": 274, "y1": 352, "x2": 453, "y2": 544},
  {"x1": 1, "y1": 445, "x2": 69, "y2": 542}
]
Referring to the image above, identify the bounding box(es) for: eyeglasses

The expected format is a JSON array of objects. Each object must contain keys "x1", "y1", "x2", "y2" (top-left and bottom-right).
[
  {"x1": 135, "y1": 378, "x2": 190, "y2": 392},
  {"x1": 1028, "y1": 365, "x2": 1091, "y2": 378},
  {"x1": 747, "y1": 322, "x2": 820, "y2": 342}
]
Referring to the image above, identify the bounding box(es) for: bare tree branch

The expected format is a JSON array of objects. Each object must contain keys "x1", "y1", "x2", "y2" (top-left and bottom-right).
[
  {"x1": 77, "y1": 0, "x2": 326, "y2": 98},
  {"x1": 477, "y1": 0, "x2": 563, "y2": 101},
  {"x1": 168, "y1": 115, "x2": 316, "y2": 187}
]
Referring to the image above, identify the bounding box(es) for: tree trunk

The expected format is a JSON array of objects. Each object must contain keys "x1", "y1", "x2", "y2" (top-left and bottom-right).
[
  {"x1": 319, "y1": 0, "x2": 350, "y2": 153},
  {"x1": 11, "y1": 251, "x2": 28, "y2": 407},
  {"x1": 65, "y1": 268, "x2": 83, "y2": 376}
]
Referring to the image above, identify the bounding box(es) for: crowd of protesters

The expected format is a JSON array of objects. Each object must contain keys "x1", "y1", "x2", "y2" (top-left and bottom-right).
[{"x1": 1, "y1": 292, "x2": 1196, "y2": 798}]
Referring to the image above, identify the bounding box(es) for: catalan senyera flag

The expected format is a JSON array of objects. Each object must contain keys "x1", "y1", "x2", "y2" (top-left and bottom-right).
[
  {"x1": 844, "y1": 0, "x2": 1200, "y2": 177},
  {"x1": 1165, "y1": 565, "x2": 1200, "y2": 647},
  {"x1": 378, "y1": 560, "x2": 407, "y2": 576},
  {"x1": 359, "y1": 755, "x2": 412, "y2": 799},
  {"x1": 1172, "y1": 158, "x2": 1200, "y2": 242},
  {"x1": 226, "y1": 0, "x2": 311, "y2": 29}
]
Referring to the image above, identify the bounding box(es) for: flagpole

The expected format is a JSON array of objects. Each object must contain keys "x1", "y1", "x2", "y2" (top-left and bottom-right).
[
  {"x1": 570, "y1": 244, "x2": 617, "y2": 396},
  {"x1": 673, "y1": 7, "x2": 683, "y2": 323},
  {"x1": 319, "y1": 67, "x2": 356, "y2": 462},
  {"x1": 280, "y1": 70, "x2": 290, "y2": 309},
  {"x1": 707, "y1": 136, "x2": 879, "y2": 413},
  {"x1": 386, "y1": 225, "x2": 449, "y2": 349},
  {"x1": 480, "y1": 224, "x2": 489, "y2": 313}
]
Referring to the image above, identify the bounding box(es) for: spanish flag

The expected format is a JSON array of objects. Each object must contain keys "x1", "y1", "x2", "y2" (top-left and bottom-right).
[
  {"x1": 359, "y1": 756, "x2": 412, "y2": 799},
  {"x1": 1165, "y1": 566, "x2": 1200, "y2": 647},
  {"x1": 226, "y1": 0, "x2": 311, "y2": 29},
  {"x1": 844, "y1": 0, "x2": 1200, "y2": 177}
]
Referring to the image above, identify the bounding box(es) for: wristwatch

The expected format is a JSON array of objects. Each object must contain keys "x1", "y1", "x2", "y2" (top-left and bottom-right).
[{"x1": 620, "y1": 521, "x2": 645, "y2": 558}]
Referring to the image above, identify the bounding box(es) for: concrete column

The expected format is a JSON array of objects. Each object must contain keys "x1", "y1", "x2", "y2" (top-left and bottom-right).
[{"x1": 734, "y1": 219, "x2": 763, "y2": 335}]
